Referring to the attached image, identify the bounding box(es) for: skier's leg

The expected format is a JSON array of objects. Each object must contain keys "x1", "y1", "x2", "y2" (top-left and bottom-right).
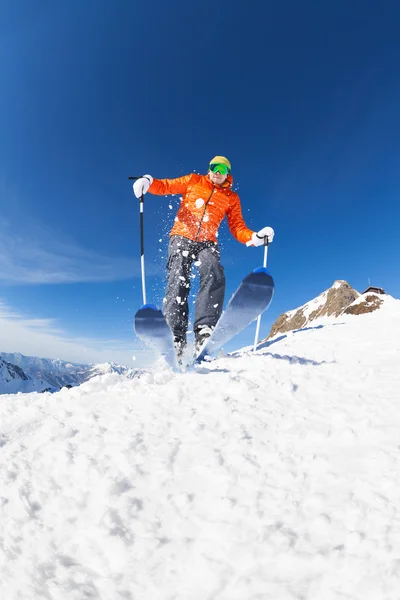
[
  {"x1": 163, "y1": 236, "x2": 193, "y2": 343},
  {"x1": 194, "y1": 243, "x2": 225, "y2": 335}
]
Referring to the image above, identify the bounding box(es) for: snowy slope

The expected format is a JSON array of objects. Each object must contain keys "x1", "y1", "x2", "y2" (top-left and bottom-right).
[
  {"x1": 1, "y1": 298, "x2": 400, "y2": 599},
  {"x1": 0, "y1": 358, "x2": 52, "y2": 394}
]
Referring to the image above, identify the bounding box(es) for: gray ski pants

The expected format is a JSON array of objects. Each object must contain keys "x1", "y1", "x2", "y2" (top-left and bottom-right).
[{"x1": 163, "y1": 235, "x2": 226, "y2": 339}]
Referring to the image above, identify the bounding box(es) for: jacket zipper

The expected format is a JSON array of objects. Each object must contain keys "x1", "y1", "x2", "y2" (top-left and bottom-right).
[{"x1": 195, "y1": 186, "x2": 215, "y2": 241}]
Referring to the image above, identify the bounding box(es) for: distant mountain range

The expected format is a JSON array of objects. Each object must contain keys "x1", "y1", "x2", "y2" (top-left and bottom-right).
[
  {"x1": 0, "y1": 352, "x2": 139, "y2": 395},
  {"x1": 264, "y1": 280, "x2": 389, "y2": 340}
]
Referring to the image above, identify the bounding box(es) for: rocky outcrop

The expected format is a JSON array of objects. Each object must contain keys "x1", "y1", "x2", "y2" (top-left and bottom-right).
[
  {"x1": 268, "y1": 312, "x2": 307, "y2": 340},
  {"x1": 267, "y1": 280, "x2": 360, "y2": 340},
  {"x1": 343, "y1": 294, "x2": 384, "y2": 315}
]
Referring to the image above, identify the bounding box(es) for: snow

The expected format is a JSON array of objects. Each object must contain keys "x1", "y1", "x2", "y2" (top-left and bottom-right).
[
  {"x1": 286, "y1": 289, "x2": 328, "y2": 320},
  {"x1": 1, "y1": 299, "x2": 400, "y2": 599},
  {"x1": 332, "y1": 279, "x2": 348, "y2": 289}
]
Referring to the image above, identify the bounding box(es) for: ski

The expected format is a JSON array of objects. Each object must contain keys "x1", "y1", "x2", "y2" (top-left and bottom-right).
[
  {"x1": 134, "y1": 268, "x2": 274, "y2": 372},
  {"x1": 195, "y1": 267, "x2": 274, "y2": 364},
  {"x1": 134, "y1": 304, "x2": 180, "y2": 372}
]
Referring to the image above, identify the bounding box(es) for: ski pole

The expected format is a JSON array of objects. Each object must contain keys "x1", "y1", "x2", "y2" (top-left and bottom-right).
[
  {"x1": 253, "y1": 240, "x2": 269, "y2": 351},
  {"x1": 129, "y1": 177, "x2": 147, "y2": 305}
]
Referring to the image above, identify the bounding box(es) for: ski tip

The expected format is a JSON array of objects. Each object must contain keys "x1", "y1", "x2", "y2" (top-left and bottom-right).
[
  {"x1": 139, "y1": 303, "x2": 159, "y2": 311},
  {"x1": 252, "y1": 266, "x2": 273, "y2": 277}
]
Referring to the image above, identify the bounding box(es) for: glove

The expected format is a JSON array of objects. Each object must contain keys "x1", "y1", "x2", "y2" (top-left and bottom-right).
[
  {"x1": 247, "y1": 226, "x2": 275, "y2": 247},
  {"x1": 133, "y1": 175, "x2": 153, "y2": 198}
]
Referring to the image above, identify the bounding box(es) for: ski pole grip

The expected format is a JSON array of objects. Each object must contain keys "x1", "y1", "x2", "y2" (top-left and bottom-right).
[{"x1": 129, "y1": 176, "x2": 146, "y2": 204}]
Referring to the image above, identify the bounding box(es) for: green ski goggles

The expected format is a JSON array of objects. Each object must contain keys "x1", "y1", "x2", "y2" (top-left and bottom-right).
[{"x1": 209, "y1": 163, "x2": 230, "y2": 175}]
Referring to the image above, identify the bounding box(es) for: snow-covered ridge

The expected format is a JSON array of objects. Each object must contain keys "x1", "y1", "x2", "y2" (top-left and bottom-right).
[
  {"x1": 0, "y1": 357, "x2": 52, "y2": 394},
  {"x1": 286, "y1": 280, "x2": 355, "y2": 318},
  {"x1": 285, "y1": 280, "x2": 360, "y2": 319},
  {"x1": 0, "y1": 352, "x2": 139, "y2": 395}
]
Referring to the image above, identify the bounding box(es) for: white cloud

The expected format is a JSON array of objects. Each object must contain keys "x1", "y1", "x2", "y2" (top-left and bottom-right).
[
  {"x1": 0, "y1": 299, "x2": 152, "y2": 367},
  {"x1": 0, "y1": 218, "x2": 159, "y2": 285}
]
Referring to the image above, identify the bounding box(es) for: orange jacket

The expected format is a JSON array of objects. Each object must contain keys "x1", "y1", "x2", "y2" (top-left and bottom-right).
[{"x1": 149, "y1": 173, "x2": 254, "y2": 244}]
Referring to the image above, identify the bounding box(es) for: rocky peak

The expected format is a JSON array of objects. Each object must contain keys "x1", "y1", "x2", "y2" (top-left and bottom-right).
[
  {"x1": 266, "y1": 280, "x2": 360, "y2": 340},
  {"x1": 315, "y1": 280, "x2": 361, "y2": 318}
]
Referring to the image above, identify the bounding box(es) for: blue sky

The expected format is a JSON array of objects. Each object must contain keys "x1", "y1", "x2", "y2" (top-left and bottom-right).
[{"x1": 1, "y1": 0, "x2": 399, "y2": 367}]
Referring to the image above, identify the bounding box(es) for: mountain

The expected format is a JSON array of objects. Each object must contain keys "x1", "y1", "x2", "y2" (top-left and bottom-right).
[
  {"x1": 1, "y1": 293, "x2": 400, "y2": 598},
  {"x1": 265, "y1": 280, "x2": 389, "y2": 340},
  {"x1": 0, "y1": 352, "x2": 139, "y2": 394},
  {"x1": 0, "y1": 358, "x2": 52, "y2": 394}
]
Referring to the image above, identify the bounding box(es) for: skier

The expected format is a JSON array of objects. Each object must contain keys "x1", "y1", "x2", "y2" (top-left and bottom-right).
[{"x1": 133, "y1": 156, "x2": 274, "y2": 355}]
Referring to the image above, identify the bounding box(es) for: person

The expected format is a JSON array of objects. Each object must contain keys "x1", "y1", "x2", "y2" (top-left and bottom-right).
[{"x1": 133, "y1": 156, "x2": 274, "y2": 355}]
